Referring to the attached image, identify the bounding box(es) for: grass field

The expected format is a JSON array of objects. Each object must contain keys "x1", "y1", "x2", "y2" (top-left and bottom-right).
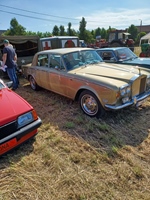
[{"x1": 0, "y1": 77, "x2": 150, "y2": 200}]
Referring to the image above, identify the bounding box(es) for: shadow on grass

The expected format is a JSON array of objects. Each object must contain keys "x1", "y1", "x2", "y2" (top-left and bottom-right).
[
  {"x1": 2, "y1": 77, "x2": 149, "y2": 163},
  {"x1": 0, "y1": 137, "x2": 36, "y2": 167}
]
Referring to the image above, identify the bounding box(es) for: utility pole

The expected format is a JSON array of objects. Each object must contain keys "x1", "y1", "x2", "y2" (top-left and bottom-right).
[{"x1": 139, "y1": 19, "x2": 142, "y2": 33}]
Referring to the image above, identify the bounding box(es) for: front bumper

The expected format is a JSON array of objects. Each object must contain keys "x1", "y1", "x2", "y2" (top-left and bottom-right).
[
  {"x1": 0, "y1": 117, "x2": 42, "y2": 156},
  {"x1": 105, "y1": 90, "x2": 150, "y2": 110}
]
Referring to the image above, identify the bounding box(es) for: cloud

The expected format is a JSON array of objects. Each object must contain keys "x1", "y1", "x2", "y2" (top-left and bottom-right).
[{"x1": 74, "y1": 8, "x2": 150, "y2": 30}]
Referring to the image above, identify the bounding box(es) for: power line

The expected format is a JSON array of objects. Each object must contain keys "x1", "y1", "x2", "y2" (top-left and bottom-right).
[
  {"x1": 0, "y1": 4, "x2": 79, "y2": 21},
  {"x1": 0, "y1": 9, "x2": 79, "y2": 24},
  {"x1": 0, "y1": 4, "x2": 101, "y2": 23}
]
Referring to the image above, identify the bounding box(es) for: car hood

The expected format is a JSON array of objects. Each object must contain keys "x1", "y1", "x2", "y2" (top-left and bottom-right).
[
  {"x1": 72, "y1": 62, "x2": 143, "y2": 86},
  {"x1": 108, "y1": 62, "x2": 150, "y2": 75},
  {"x1": 0, "y1": 88, "x2": 33, "y2": 126},
  {"x1": 123, "y1": 57, "x2": 150, "y2": 66}
]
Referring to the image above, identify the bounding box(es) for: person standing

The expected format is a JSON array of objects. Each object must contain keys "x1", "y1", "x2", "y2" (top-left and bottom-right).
[{"x1": 2, "y1": 39, "x2": 19, "y2": 90}]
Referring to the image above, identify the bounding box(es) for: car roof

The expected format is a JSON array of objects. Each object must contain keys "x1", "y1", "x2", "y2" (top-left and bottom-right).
[
  {"x1": 40, "y1": 36, "x2": 79, "y2": 41},
  {"x1": 97, "y1": 47, "x2": 127, "y2": 51},
  {"x1": 38, "y1": 47, "x2": 94, "y2": 55}
]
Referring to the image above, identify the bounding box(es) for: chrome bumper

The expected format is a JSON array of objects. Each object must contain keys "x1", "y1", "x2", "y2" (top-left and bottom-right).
[{"x1": 105, "y1": 90, "x2": 150, "y2": 110}]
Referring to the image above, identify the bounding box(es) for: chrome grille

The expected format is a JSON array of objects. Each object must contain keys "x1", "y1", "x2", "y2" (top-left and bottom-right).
[
  {"x1": 140, "y1": 77, "x2": 146, "y2": 94},
  {"x1": 132, "y1": 75, "x2": 147, "y2": 96}
]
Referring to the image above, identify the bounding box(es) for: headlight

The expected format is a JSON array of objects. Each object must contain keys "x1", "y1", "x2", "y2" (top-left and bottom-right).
[
  {"x1": 120, "y1": 88, "x2": 126, "y2": 96},
  {"x1": 126, "y1": 85, "x2": 131, "y2": 93},
  {"x1": 120, "y1": 84, "x2": 131, "y2": 96},
  {"x1": 17, "y1": 110, "x2": 38, "y2": 128}
]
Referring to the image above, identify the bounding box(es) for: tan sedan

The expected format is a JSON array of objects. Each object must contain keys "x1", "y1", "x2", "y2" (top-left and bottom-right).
[{"x1": 22, "y1": 48, "x2": 150, "y2": 118}]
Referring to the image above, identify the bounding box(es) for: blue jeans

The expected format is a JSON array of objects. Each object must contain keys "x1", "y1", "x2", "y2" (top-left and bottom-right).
[{"x1": 7, "y1": 67, "x2": 18, "y2": 89}]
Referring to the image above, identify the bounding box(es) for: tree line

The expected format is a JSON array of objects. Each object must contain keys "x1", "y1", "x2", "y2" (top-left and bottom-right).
[{"x1": 2, "y1": 17, "x2": 147, "y2": 45}]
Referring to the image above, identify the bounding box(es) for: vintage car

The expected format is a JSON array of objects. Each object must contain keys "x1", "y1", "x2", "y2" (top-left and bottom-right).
[
  {"x1": 0, "y1": 79, "x2": 42, "y2": 156},
  {"x1": 21, "y1": 48, "x2": 150, "y2": 118},
  {"x1": 96, "y1": 47, "x2": 150, "y2": 70}
]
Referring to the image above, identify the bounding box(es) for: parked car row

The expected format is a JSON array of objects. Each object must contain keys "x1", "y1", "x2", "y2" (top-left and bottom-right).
[
  {"x1": 96, "y1": 47, "x2": 150, "y2": 70},
  {"x1": 21, "y1": 47, "x2": 150, "y2": 118},
  {"x1": 1, "y1": 46, "x2": 150, "y2": 156}
]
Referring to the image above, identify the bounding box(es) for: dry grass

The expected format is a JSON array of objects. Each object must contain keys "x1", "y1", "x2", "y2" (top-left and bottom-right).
[{"x1": 0, "y1": 77, "x2": 150, "y2": 200}]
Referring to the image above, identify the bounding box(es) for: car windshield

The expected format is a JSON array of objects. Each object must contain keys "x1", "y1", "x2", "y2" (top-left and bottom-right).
[
  {"x1": 62, "y1": 50, "x2": 103, "y2": 71},
  {"x1": 116, "y1": 48, "x2": 138, "y2": 61}
]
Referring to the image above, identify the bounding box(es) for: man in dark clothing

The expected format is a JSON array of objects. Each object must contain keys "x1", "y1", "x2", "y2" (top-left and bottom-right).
[{"x1": 2, "y1": 39, "x2": 19, "y2": 90}]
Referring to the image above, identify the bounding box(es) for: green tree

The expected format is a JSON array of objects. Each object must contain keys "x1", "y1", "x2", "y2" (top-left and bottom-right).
[
  {"x1": 59, "y1": 25, "x2": 65, "y2": 36},
  {"x1": 95, "y1": 27, "x2": 101, "y2": 38},
  {"x1": 84, "y1": 30, "x2": 93, "y2": 43},
  {"x1": 25, "y1": 31, "x2": 37, "y2": 36},
  {"x1": 71, "y1": 29, "x2": 78, "y2": 36},
  {"x1": 67, "y1": 22, "x2": 73, "y2": 36},
  {"x1": 90, "y1": 30, "x2": 95, "y2": 38},
  {"x1": 128, "y1": 24, "x2": 138, "y2": 40},
  {"x1": 137, "y1": 32, "x2": 147, "y2": 44},
  {"x1": 42, "y1": 32, "x2": 52, "y2": 38},
  {"x1": 52, "y1": 25, "x2": 59, "y2": 36},
  {"x1": 79, "y1": 17, "x2": 87, "y2": 40},
  {"x1": 3, "y1": 18, "x2": 26, "y2": 35},
  {"x1": 100, "y1": 28, "x2": 107, "y2": 39}
]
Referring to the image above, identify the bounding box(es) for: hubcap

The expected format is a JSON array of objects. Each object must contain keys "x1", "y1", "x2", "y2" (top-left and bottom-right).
[
  {"x1": 30, "y1": 77, "x2": 36, "y2": 89},
  {"x1": 81, "y1": 94, "x2": 98, "y2": 115}
]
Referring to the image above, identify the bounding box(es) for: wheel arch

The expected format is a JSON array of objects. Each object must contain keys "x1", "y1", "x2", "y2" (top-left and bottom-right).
[
  {"x1": 74, "y1": 87, "x2": 103, "y2": 106},
  {"x1": 27, "y1": 74, "x2": 35, "y2": 81},
  {"x1": 28, "y1": 74, "x2": 41, "y2": 91},
  {"x1": 27, "y1": 74, "x2": 31, "y2": 81}
]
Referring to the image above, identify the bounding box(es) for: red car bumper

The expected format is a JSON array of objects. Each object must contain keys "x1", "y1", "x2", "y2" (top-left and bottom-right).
[{"x1": 0, "y1": 117, "x2": 42, "y2": 156}]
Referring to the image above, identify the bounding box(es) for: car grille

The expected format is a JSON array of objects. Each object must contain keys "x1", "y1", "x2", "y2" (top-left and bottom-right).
[
  {"x1": 132, "y1": 75, "x2": 147, "y2": 96},
  {"x1": 0, "y1": 120, "x2": 17, "y2": 140},
  {"x1": 140, "y1": 77, "x2": 146, "y2": 94}
]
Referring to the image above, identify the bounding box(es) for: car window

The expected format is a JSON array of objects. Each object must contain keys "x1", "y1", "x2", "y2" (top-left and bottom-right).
[
  {"x1": 62, "y1": 50, "x2": 103, "y2": 71},
  {"x1": 50, "y1": 54, "x2": 65, "y2": 70},
  {"x1": 38, "y1": 54, "x2": 48, "y2": 67},
  {"x1": 63, "y1": 52, "x2": 81, "y2": 70},
  {"x1": 117, "y1": 48, "x2": 137, "y2": 61},
  {"x1": 100, "y1": 51, "x2": 117, "y2": 61},
  {"x1": 101, "y1": 52, "x2": 112, "y2": 60}
]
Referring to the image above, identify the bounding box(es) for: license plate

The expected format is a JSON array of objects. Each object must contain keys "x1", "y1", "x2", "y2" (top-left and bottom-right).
[
  {"x1": 0, "y1": 138, "x2": 17, "y2": 155},
  {"x1": 136, "y1": 99, "x2": 146, "y2": 107}
]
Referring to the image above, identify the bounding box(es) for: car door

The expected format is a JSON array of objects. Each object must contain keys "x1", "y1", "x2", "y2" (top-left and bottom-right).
[
  {"x1": 48, "y1": 54, "x2": 72, "y2": 97},
  {"x1": 34, "y1": 53, "x2": 75, "y2": 98},
  {"x1": 35, "y1": 53, "x2": 52, "y2": 90}
]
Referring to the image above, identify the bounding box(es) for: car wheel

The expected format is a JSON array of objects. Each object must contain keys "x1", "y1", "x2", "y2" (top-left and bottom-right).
[
  {"x1": 79, "y1": 90, "x2": 105, "y2": 118},
  {"x1": 29, "y1": 76, "x2": 40, "y2": 91}
]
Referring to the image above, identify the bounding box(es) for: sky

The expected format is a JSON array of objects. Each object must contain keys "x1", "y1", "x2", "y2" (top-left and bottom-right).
[{"x1": 0, "y1": 0, "x2": 150, "y2": 33}]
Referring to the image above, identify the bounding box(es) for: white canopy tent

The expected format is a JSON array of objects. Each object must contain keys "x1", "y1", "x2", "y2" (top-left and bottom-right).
[{"x1": 139, "y1": 32, "x2": 150, "y2": 46}]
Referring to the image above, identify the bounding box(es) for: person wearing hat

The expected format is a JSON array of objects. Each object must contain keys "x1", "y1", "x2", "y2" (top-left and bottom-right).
[{"x1": 2, "y1": 39, "x2": 19, "y2": 90}]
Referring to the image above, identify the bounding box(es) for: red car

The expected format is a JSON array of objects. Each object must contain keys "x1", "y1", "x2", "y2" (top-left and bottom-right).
[{"x1": 0, "y1": 79, "x2": 42, "y2": 156}]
